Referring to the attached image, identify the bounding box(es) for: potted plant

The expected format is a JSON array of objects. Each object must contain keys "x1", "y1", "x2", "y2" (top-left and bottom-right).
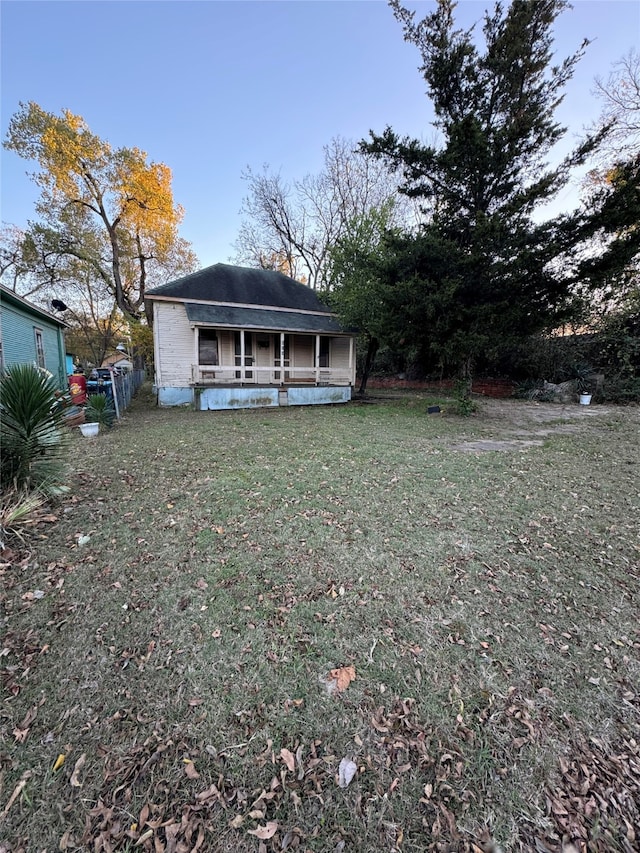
[
  {"x1": 80, "y1": 393, "x2": 116, "y2": 436},
  {"x1": 578, "y1": 382, "x2": 593, "y2": 406},
  {"x1": 79, "y1": 421, "x2": 99, "y2": 437},
  {"x1": 571, "y1": 363, "x2": 595, "y2": 405}
]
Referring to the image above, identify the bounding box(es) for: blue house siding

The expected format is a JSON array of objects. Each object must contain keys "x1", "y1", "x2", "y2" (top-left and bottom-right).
[{"x1": 0, "y1": 288, "x2": 67, "y2": 388}]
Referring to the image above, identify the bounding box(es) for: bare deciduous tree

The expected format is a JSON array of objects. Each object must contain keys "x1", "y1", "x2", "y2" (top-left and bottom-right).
[
  {"x1": 589, "y1": 48, "x2": 640, "y2": 171},
  {"x1": 233, "y1": 137, "x2": 415, "y2": 289}
]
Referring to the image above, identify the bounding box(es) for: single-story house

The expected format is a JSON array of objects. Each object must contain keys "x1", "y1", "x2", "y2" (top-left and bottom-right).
[
  {"x1": 0, "y1": 285, "x2": 68, "y2": 388},
  {"x1": 146, "y1": 264, "x2": 356, "y2": 410},
  {"x1": 100, "y1": 352, "x2": 133, "y2": 373}
]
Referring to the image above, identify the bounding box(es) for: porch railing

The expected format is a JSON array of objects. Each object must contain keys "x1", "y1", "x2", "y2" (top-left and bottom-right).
[{"x1": 191, "y1": 364, "x2": 352, "y2": 386}]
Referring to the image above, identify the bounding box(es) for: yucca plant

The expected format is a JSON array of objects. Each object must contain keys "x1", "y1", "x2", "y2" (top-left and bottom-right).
[
  {"x1": 0, "y1": 364, "x2": 70, "y2": 495},
  {"x1": 0, "y1": 487, "x2": 45, "y2": 549},
  {"x1": 85, "y1": 393, "x2": 116, "y2": 427}
]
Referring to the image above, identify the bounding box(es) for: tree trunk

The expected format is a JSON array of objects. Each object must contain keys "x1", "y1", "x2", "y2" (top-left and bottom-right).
[
  {"x1": 357, "y1": 336, "x2": 379, "y2": 395},
  {"x1": 460, "y1": 356, "x2": 474, "y2": 398}
]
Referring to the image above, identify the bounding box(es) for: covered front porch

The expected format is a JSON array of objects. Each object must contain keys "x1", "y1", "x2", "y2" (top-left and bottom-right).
[
  {"x1": 188, "y1": 327, "x2": 354, "y2": 410},
  {"x1": 191, "y1": 328, "x2": 354, "y2": 387}
]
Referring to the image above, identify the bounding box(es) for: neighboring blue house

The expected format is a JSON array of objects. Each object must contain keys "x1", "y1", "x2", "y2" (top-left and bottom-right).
[{"x1": 0, "y1": 285, "x2": 68, "y2": 388}]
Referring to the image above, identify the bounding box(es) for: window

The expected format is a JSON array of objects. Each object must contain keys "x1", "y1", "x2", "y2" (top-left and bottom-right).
[
  {"x1": 318, "y1": 337, "x2": 330, "y2": 368},
  {"x1": 34, "y1": 329, "x2": 46, "y2": 368},
  {"x1": 198, "y1": 330, "x2": 218, "y2": 365}
]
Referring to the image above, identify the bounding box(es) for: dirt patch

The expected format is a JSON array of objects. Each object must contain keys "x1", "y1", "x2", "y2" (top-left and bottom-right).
[
  {"x1": 476, "y1": 398, "x2": 619, "y2": 427},
  {"x1": 450, "y1": 399, "x2": 630, "y2": 451},
  {"x1": 450, "y1": 438, "x2": 545, "y2": 452}
]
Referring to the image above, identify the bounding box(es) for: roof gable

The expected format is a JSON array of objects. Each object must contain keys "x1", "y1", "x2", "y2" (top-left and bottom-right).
[
  {"x1": 0, "y1": 285, "x2": 68, "y2": 328},
  {"x1": 146, "y1": 264, "x2": 330, "y2": 313}
]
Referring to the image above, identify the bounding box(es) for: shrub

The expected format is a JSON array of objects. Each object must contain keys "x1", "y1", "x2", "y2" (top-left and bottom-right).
[
  {"x1": 0, "y1": 364, "x2": 69, "y2": 495},
  {"x1": 452, "y1": 378, "x2": 477, "y2": 416}
]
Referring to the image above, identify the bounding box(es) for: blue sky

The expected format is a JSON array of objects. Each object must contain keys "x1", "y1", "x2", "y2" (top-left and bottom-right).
[{"x1": 2, "y1": 0, "x2": 638, "y2": 268}]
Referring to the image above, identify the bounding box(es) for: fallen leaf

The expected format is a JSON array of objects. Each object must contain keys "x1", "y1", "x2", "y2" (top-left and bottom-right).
[
  {"x1": 135, "y1": 829, "x2": 154, "y2": 846},
  {"x1": 247, "y1": 821, "x2": 278, "y2": 839},
  {"x1": 0, "y1": 770, "x2": 32, "y2": 821},
  {"x1": 184, "y1": 760, "x2": 200, "y2": 780},
  {"x1": 70, "y1": 753, "x2": 86, "y2": 787},
  {"x1": 337, "y1": 757, "x2": 357, "y2": 788},
  {"x1": 59, "y1": 829, "x2": 73, "y2": 850},
  {"x1": 53, "y1": 753, "x2": 66, "y2": 771},
  {"x1": 280, "y1": 748, "x2": 295, "y2": 773},
  {"x1": 196, "y1": 783, "x2": 221, "y2": 802},
  {"x1": 329, "y1": 665, "x2": 356, "y2": 692}
]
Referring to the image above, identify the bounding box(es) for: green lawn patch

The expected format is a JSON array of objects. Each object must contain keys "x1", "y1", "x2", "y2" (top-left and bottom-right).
[{"x1": 1, "y1": 394, "x2": 638, "y2": 852}]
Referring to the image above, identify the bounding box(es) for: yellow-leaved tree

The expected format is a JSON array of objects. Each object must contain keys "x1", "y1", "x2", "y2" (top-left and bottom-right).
[{"x1": 4, "y1": 102, "x2": 198, "y2": 325}]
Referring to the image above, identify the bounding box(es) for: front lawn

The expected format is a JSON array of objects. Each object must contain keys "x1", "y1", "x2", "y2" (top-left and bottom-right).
[{"x1": 2, "y1": 391, "x2": 638, "y2": 852}]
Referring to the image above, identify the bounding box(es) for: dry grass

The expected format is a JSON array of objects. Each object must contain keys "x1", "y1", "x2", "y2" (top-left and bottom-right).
[{"x1": 1, "y1": 390, "x2": 638, "y2": 852}]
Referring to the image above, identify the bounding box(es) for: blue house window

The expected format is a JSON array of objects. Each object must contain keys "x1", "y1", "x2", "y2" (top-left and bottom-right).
[{"x1": 34, "y1": 328, "x2": 46, "y2": 369}]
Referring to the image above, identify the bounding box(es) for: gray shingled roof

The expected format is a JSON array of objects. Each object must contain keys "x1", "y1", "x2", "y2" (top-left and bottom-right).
[
  {"x1": 146, "y1": 263, "x2": 331, "y2": 314},
  {"x1": 184, "y1": 303, "x2": 343, "y2": 334}
]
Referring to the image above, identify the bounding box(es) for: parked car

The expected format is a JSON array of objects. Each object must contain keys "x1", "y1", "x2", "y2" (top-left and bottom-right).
[{"x1": 87, "y1": 368, "x2": 114, "y2": 398}]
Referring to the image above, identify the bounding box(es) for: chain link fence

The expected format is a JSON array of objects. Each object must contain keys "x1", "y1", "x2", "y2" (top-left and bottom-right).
[{"x1": 111, "y1": 369, "x2": 146, "y2": 419}]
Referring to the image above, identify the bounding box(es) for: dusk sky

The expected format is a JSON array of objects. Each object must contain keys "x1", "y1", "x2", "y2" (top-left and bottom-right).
[{"x1": 2, "y1": 0, "x2": 639, "y2": 269}]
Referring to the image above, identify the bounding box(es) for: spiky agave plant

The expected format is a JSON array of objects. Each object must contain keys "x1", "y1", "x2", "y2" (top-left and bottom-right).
[
  {"x1": 0, "y1": 364, "x2": 70, "y2": 495},
  {"x1": 85, "y1": 392, "x2": 116, "y2": 427}
]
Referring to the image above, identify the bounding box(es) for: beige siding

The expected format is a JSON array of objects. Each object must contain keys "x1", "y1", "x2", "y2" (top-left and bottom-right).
[
  {"x1": 331, "y1": 337, "x2": 355, "y2": 384},
  {"x1": 215, "y1": 331, "x2": 237, "y2": 381},
  {"x1": 154, "y1": 303, "x2": 194, "y2": 386},
  {"x1": 255, "y1": 333, "x2": 273, "y2": 368},
  {"x1": 331, "y1": 337, "x2": 350, "y2": 369},
  {"x1": 154, "y1": 307, "x2": 356, "y2": 388},
  {"x1": 291, "y1": 335, "x2": 314, "y2": 367}
]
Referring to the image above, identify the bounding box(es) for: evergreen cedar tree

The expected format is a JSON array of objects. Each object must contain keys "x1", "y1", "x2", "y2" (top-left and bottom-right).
[{"x1": 349, "y1": 0, "x2": 620, "y2": 382}]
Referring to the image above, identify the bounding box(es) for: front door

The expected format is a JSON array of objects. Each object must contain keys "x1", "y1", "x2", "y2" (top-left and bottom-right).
[
  {"x1": 273, "y1": 334, "x2": 290, "y2": 382},
  {"x1": 234, "y1": 331, "x2": 254, "y2": 381}
]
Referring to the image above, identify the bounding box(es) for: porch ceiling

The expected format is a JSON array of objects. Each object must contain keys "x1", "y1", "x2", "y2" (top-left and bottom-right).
[{"x1": 185, "y1": 303, "x2": 346, "y2": 334}]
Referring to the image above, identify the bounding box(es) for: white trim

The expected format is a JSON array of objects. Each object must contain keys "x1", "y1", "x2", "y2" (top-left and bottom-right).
[
  {"x1": 34, "y1": 327, "x2": 46, "y2": 369},
  {"x1": 146, "y1": 293, "x2": 335, "y2": 318}
]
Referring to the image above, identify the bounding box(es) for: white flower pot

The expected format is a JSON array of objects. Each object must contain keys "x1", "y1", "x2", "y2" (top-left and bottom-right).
[
  {"x1": 579, "y1": 393, "x2": 592, "y2": 406},
  {"x1": 79, "y1": 422, "x2": 100, "y2": 437}
]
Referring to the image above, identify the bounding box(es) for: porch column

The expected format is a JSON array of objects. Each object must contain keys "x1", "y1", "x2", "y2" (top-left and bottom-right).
[
  {"x1": 349, "y1": 337, "x2": 354, "y2": 385},
  {"x1": 315, "y1": 334, "x2": 321, "y2": 384},
  {"x1": 280, "y1": 332, "x2": 285, "y2": 386},
  {"x1": 192, "y1": 326, "x2": 199, "y2": 383},
  {"x1": 240, "y1": 329, "x2": 246, "y2": 383}
]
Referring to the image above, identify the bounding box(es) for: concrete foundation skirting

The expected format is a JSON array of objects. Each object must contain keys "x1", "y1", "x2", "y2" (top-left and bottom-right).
[{"x1": 157, "y1": 385, "x2": 351, "y2": 410}]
